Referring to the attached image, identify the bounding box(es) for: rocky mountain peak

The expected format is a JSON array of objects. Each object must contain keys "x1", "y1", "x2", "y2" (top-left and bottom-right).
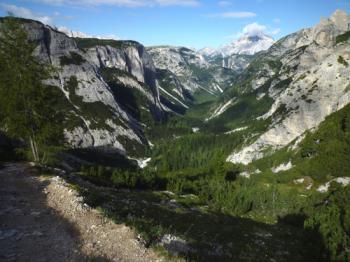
[
  {"x1": 225, "y1": 9, "x2": 350, "y2": 165},
  {"x1": 199, "y1": 32, "x2": 274, "y2": 58},
  {"x1": 330, "y1": 9, "x2": 350, "y2": 31},
  {"x1": 247, "y1": 35, "x2": 264, "y2": 43},
  {"x1": 309, "y1": 9, "x2": 350, "y2": 47}
]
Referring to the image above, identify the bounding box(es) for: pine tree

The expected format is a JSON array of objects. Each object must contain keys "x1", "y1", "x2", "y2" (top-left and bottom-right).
[{"x1": 0, "y1": 17, "x2": 64, "y2": 163}]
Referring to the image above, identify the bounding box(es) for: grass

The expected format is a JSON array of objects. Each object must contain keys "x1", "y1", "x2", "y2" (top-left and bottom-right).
[
  {"x1": 71, "y1": 178, "x2": 327, "y2": 261},
  {"x1": 140, "y1": 93, "x2": 350, "y2": 261}
]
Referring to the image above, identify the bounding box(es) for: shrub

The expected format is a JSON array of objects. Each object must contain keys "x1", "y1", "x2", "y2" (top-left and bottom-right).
[
  {"x1": 336, "y1": 31, "x2": 350, "y2": 44},
  {"x1": 304, "y1": 187, "x2": 350, "y2": 261},
  {"x1": 338, "y1": 56, "x2": 349, "y2": 67},
  {"x1": 60, "y1": 52, "x2": 86, "y2": 66}
]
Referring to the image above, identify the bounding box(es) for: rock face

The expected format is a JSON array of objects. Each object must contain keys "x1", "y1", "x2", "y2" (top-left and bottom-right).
[
  {"x1": 207, "y1": 53, "x2": 254, "y2": 72},
  {"x1": 147, "y1": 46, "x2": 237, "y2": 105},
  {"x1": 226, "y1": 10, "x2": 350, "y2": 164},
  {"x1": 15, "y1": 18, "x2": 172, "y2": 157}
]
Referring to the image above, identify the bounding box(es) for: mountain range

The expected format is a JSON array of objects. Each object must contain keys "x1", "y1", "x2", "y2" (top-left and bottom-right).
[
  {"x1": 1, "y1": 9, "x2": 350, "y2": 261},
  {"x1": 199, "y1": 31, "x2": 274, "y2": 57},
  {"x1": 8, "y1": 10, "x2": 350, "y2": 166}
]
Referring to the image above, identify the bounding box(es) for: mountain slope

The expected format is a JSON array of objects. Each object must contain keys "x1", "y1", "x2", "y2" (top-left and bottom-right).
[
  {"x1": 204, "y1": 9, "x2": 350, "y2": 164},
  {"x1": 9, "y1": 18, "x2": 185, "y2": 161},
  {"x1": 147, "y1": 46, "x2": 237, "y2": 105}
]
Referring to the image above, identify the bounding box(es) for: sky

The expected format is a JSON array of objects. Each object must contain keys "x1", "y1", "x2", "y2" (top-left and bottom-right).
[{"x1": 0, "y1": 0, "x2": 349, "y2": 49}]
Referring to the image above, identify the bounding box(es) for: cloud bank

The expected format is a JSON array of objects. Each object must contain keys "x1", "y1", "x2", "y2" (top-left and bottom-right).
[
  {"x1": 33, "y1": 0, "x2": 200, "y2": 7},
  {"x1": 208, "y1": 11, "x2": 257, "y2": 18},
  {"x1": 1, "y1": 4, "x2": 54, "y2": 24}
]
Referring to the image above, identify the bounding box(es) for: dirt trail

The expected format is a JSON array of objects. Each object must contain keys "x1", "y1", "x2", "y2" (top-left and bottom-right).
[{"x1": 0, "y1": 163, "x2": 163, "y2": 262}]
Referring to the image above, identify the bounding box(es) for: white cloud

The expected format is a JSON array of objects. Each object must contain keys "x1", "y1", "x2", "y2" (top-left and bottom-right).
[
  {"x1": 270, "y1": 28, "x2": 281, "y2": 35},
  {"x1": 242, "y1": 22, "x2": 267, "y2": 36},
  {"x1": 208, "y1": 11, "x2": 257, "y2": 18},
  {"x1": 34, "y1": 0, "x2": 200, "y2": 7},
  {"x1": 242, "y1": 22, "x2": 280, "y2": 37},
  {"x1": 218, "y1": 1, "x2": 231, "y2": 7},
  {"x1": 154, "y1": 0, "x2": 199, "y2": 6},
  {"x1": 0, "y1": 4, "x2": 74, "y2": 25},
  {"x1": 1, "y1": 4, "x2": 53, "y2": 24},
  {"x1": 226, "y1": 22, "x2": 280, "y2": 39}
]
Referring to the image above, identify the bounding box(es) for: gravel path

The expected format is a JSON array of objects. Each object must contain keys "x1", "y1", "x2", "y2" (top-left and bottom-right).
[{"x1": 0, "y1": 163, "x2": 163, "y2": 262}]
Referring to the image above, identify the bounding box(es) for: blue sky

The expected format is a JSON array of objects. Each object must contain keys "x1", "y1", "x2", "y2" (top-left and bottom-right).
[{"x1": 0, "y1": 0, "x2": 349, "y2": 49}]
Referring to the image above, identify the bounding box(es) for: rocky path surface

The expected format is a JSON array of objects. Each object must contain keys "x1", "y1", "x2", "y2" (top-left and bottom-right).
[{"x1": 0, "y1": 163, "x2": 163, "y2": 262}]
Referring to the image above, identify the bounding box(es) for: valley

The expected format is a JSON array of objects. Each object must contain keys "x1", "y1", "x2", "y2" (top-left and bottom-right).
[{"x1": 0, "y1": 7, "x2": 350, "y2": 262}]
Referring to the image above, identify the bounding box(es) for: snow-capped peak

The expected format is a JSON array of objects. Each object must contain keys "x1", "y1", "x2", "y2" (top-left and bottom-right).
[
  {"x1": 198, "y1": 47, "x2": 217, "y2": 57},
  {"x1": 199, "y1": 32, "x2": 274, "y2": 57}
]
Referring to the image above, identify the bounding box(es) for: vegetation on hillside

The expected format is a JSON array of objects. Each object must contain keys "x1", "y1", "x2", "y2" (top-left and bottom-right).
[
  {"x1": 74, "y1": 102, "x2": 350, "y2": 260},
  {"x1": 74, "y1": 37, "x2": 139, "y2": 50},
  {"x1": 336, "y1": 31, "x2": 350, "y2": 44},
  {"x1": 0, "y1": 17, "x2": 64, "y2": 163},
  {"x1": 0, "y1": 15, "x2": 349, "y2": 261}
]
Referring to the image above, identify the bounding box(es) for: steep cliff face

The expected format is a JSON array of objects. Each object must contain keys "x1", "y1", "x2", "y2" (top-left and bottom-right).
[
  {"x1": 224, "y1": 10, "x2": 350, "y2": 164},
  {"x1": 17, "y1": 18, "x2": 171, "y2": 157},
  {"x1": 206, "y1": 53, "x2": 254, "y2": 72}
]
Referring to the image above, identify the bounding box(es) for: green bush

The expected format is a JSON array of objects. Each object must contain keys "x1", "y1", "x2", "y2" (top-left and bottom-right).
[
  {"x1": 305, "y1": 187, "x2": 350, "y2": 261},
  {"x1": 74, "y1": 37, "x2": 139, "y2": 50},
  {"x1": 60, "y1": 51, "x2": 86, "y2": 66},
  {"x1": 338, "y1": 56, "x2": 349, "y2": 67},
  {"x1": 336, "y1": 31, "x2": 350, "y2": 44}
]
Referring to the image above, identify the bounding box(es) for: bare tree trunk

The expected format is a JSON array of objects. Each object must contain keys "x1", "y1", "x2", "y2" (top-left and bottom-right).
[
  {"x1": 41, "y1": 151, "x2": 47, "y2": 164},
  {"x1": 30, "y1": 136, "x2": 40, "y2": 163},
  {"x1": 33, "y1": 138, "x2": 39, "y2": 163},
  {"x1": 29, "y1": 136, "x2": 38, "y2": 162}
]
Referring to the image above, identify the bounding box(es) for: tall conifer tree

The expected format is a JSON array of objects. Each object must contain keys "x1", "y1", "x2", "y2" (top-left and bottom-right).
[{"x1": 0, "y1": 17, "x2": 63, "y2": 162}]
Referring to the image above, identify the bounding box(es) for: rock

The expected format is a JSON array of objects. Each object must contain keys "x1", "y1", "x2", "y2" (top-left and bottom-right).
[
  {"x1": 30, "y1": 211, "x2": 41, "y2": 217},
  {"x1": 32, "y1": 231, "x2": 44, "y2": 237},
  {"x1": 147, "y1": 46, "x2": 235, "y2": 103},
  {"x1": 317, "y1": 177, "x2": 350, "y2": 193},
  {"x1": 158, "y1": 234, "x2": 191, "y2": 256},
  {"x1": 6, "y1": 18, "x2": 171, "y2": 157},
  {"x1": 271, "y1": 161, "x2": 293, "y2": 173},
  {"x1": 227, "y1": 10, "x2": 350, "y2": 164},
  {"x1": 0, "y1": 229, "x2": 18, "y2": 240}
]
